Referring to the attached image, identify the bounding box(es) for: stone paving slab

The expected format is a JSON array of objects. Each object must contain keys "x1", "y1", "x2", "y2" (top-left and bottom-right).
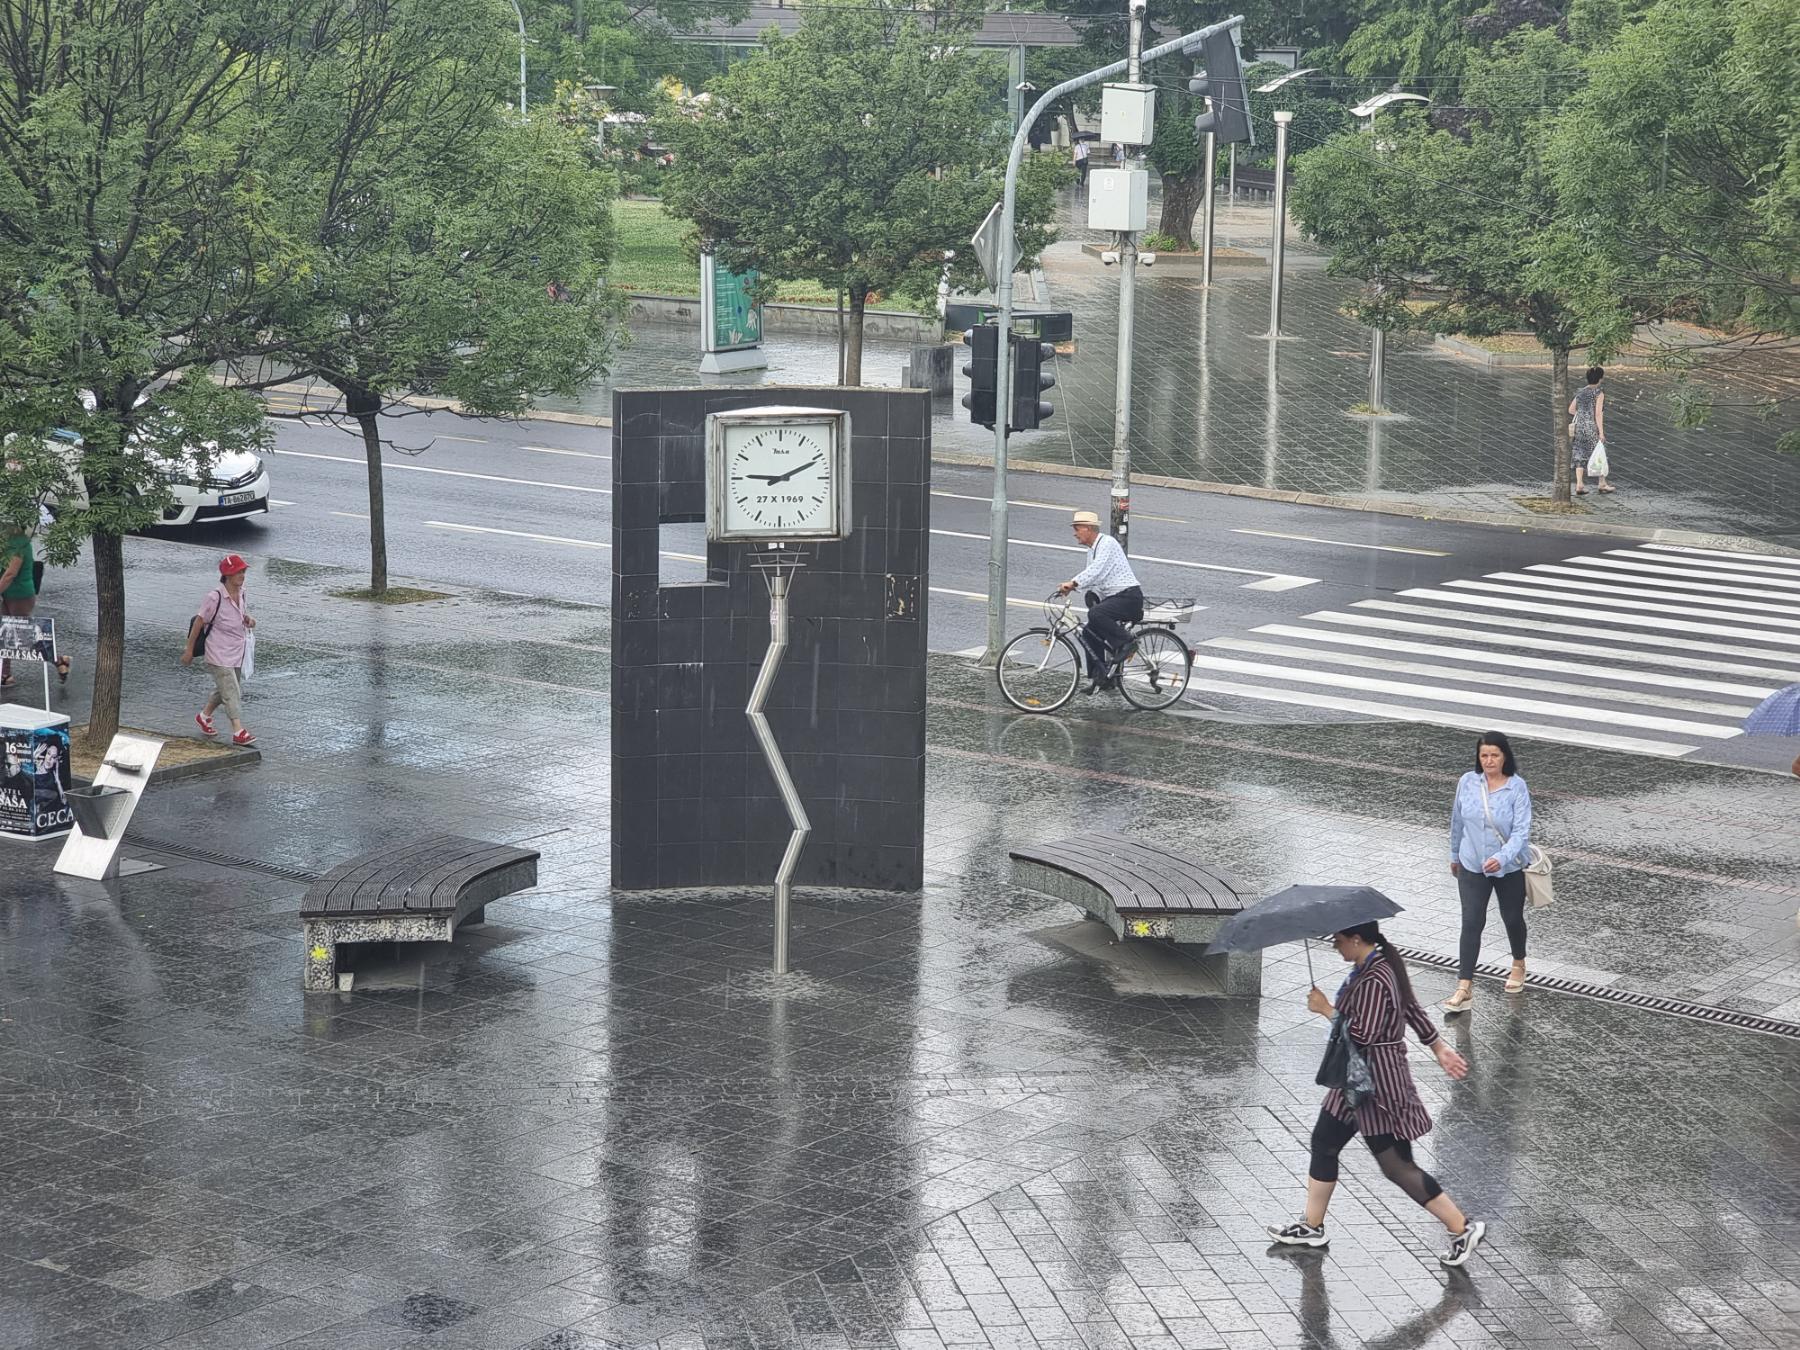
[{"x1": 1, "y1": 539, "x2": 1798, "y2": 1350}]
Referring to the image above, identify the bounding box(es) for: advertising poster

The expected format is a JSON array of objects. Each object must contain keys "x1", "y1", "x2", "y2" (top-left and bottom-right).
[
  {"x1": 0, "y1": 614, "x2": 54, "y2": 666},
  {"x1": 0, "y1": 724, "x2": 72, "y2": 837},
  {"x1": 701, "y1": 253, "x2": 764, "y2": 353}
]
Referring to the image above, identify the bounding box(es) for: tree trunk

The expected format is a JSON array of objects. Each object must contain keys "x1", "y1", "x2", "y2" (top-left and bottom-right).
[
  {"x1": 1549, "y1": 346, "x2": 1572, "y2": 504},
  {"x1": 845, "y1": 285, "x2": 867, "y2": 386},
  {"x1": 83, "y1": 530, "x2": 126, "y2": 753},
  {"x1": 347, "y1": 387, "x2": 388, "y2": 594},
  {"x1": 1157, "y1": 167, "x2": 1207, "y2": 249},
  {"x1": 836, "y1": 286, "x2": 845, "y2": 384}
]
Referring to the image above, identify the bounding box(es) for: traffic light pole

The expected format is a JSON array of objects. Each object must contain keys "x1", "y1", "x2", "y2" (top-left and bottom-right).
[
  {"x1": 1109, "y1": 1, "x2": 1146, "y2": 554},
  {"x1": 982, "y1": 14, "x2": 1246, "y2": 666}
]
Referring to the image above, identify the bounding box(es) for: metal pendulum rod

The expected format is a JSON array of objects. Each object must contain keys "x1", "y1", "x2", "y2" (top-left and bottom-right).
[{"x1": 747, "y1": 567, "x2": 810, "y2": 974}]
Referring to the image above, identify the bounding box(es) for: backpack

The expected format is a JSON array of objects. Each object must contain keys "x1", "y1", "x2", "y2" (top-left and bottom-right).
[{"x1": 191, "y1": 588, "x2": 223, "y2": 660}]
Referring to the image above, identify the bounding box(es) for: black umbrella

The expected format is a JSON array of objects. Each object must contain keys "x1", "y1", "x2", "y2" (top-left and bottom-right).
[
  {"x1": 1071, "y1": 130, "x2": 1102, "y2": 142},
  {"x1": 1210, "y1": 884, "x2": 1403, "y2": 983}
]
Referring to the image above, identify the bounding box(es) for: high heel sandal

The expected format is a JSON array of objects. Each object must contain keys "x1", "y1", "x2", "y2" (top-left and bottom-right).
[{"x1": 56, "y1": 656, "x2": 70, "y2": 685}]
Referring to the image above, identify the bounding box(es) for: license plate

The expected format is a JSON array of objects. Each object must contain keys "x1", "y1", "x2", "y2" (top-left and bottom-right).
[{"x1": 220, "y1": 491, "x2": 255, "y2": 506}]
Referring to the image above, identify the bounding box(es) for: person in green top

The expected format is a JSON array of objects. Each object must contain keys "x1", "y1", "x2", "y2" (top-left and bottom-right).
[{"x1": 2, "y1": 529, "x2": 37, "y2": 690}]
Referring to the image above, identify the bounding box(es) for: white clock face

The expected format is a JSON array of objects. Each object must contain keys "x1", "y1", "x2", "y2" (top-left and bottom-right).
[{"x1": 722, "y1": 421, "x2": 836, "y2": 535}]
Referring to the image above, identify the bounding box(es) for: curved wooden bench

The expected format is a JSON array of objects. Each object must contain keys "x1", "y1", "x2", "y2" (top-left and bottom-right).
[
  {"x1": 1010, "y1": 834, "x2": 1260, "y2": 996},
  {"x1": 300, "y1": 834, "x2": 539, "y2": 992}
]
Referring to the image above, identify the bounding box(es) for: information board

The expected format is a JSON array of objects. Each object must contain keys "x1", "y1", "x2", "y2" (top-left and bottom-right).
[{"x1": 701, "y1": 253, "x2": 764, "y2": 353}]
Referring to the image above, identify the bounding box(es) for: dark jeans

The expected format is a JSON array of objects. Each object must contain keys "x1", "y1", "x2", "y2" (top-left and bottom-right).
[
  {"x1": 1082, "y1": 586, "x2": 1144, "y2": 675},
  {"x1": 1456, "y1": 867, "x2": 1527, "y2": 979}
]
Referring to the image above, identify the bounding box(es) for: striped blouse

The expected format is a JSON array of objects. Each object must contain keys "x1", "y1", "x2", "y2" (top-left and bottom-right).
[{"x1": 1321, "y1": 950, "x2": 1441, "y2": 1141}]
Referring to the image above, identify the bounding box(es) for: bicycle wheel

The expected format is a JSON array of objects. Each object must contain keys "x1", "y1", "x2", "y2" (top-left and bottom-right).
[
  {"x1": 997, "y1": 629, "x2": 1083, "y2": 713},
  {"x1": 1118, "y1": 627, "x2": 1191, "y2": 711}
]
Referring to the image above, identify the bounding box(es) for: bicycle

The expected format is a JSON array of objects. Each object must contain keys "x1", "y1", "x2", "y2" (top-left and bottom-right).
[{"x1": 997, "y1": 592, "x2": 1195, "y2": 714}]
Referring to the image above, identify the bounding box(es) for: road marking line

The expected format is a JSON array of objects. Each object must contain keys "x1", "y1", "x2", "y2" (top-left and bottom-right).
[
  {"x1": 1230, "y1": 528, "x2": 1450, "y2": 557},
  {"x1": 1185, "y1": 652, "x2": 1740, "y2": 737},
  {"x1": 930, "y1": 489, "x2": 1183, "y2": 523},
  {"x1": 1176, "y1": 676, "x2": 1696, "y2": 758},
  {"x1": 520, "y1": 445, "x2": 609, "y2": 459},
  {"x1": 270, "y1": 447, "x2": 610, "y2": 494},
  {"x1": 1205, "y1": 637, "x2": 1753, "y2": 717},
  {"x1": 1440, "y1": 579, "x2": 1800, "y2": 633},
  {"x1": 1346, "y1": 600, "x2": 1800, "y2": 673},
  {"x1": 1403, "y1": 587, "x2": 1800, "y2": 647},
  {"x1": 1487, "y1": 570, "x2": 1800, "y2": 618},
  {"x1": 269, "y1": 499, "x2": 296, "y2": 507},
  {"x1": 432, "y1": 434, "x2": 488, "y2": 444},
  {"x1": 422, "y1": 521, "x2": 709, "y2": 567},
  {"x1": 1635, "y1": 544, "x2": 1800, "y2": 573},
  {"x1": 1522, "y1": 561, "x2": 1800, "y2": 603},
  {"x1": 929, "y1": 585, "x2": 1084, "y2": 613},
  {"x1": 929, "y1": 527, "x2": 1316, "y2": 587},
  {"x1": 331, "y1": 511, "x2": 370, "y2": 521},
  {"x1": 1251, "y1": 623, "x2": 1777, "y2": 697}
]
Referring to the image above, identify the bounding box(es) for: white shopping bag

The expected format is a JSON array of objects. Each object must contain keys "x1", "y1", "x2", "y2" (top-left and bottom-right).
[
  {"x1": 241, "y1": 630, "x2": 256, "y2": 681},
  {"x1": 1586, "y1": 440, "x2": 1609, "y2": 478}
]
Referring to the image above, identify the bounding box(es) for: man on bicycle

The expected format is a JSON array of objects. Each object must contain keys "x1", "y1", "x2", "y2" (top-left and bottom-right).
[{"x1": 1058, "y1": 510, "x2": 1144, "y2": 692}]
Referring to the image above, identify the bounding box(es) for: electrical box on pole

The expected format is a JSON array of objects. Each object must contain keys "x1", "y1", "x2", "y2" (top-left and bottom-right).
[
  {"x1": 1188, "y1": 27, "x2": 1254, "y2": 146},
  {"x1": 1008, "y1": 335, "x2": 1056, "y2": 432},
  {"x1": 1087, "y1": 168, "x2": 1149, "y2": 232},
  {"x1": 1100, "y1": 83, "x2": 1157, "y2": 146},
  {"x1": 961, "y1": 323, "x2": 998, "y2": 427}
]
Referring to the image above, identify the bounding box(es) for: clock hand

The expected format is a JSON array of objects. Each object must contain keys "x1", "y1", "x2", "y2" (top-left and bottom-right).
[{"x1": 767, "y1": 456, "x2": 822, "y2": 485}]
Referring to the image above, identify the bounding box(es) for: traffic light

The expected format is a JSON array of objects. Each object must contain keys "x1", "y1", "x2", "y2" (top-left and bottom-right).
[
  {"x1": 1009, "y1": 333, "x2": 1056, "y2": 432},
  {"x1": 961, "y1": 322, "x2": 998, "y2": 427},
  {"x1": 1188, "y1": 27, "x2": 1253, "y2": 146}
]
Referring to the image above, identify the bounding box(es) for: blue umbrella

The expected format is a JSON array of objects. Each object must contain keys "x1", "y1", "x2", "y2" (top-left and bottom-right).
[{"x1": 1743, "y1": 684, "x2": 1800, "y2": 736}]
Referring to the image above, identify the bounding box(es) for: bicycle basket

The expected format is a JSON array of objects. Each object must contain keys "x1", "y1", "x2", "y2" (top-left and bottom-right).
[{"x1": 1141, "y1": 596, "x2": 1199, "y2": 626}]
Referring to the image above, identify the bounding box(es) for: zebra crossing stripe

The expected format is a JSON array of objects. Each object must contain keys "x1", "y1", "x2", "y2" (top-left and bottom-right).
[
  {"x1": 1178, "y1": 675, "x2": 1696, "y2": 758},
  {"x1": 1442, "y1": 579, "x2": 1800, "y2": 633},
  {"x1": 1184, "y1": 653, "x2": 1742, "y2": 738},
  {"x1": 1635, "y1": 544, "x2": 1800, "y2": 573},
  {"x1": 1485, "y1": 570, "x2": 1800, "y2": 618},
  {"x1": 1206, "y1": 638, "x2": 1751, "y2": 716},
  {"x1": 1549, "y1": 552, "x2": 1800, "y2": 593},
  {"x1": 1347, "y1": 600, "x2": 1800, "y2": 673},
  {"x1": 1405, "y1": 588, "x2": 1800, "y2": 647},
  {"x1": 1521, "y1": 561, "x2": 1800, "y2": 604},
  {"x1": 1245, "y1": 624, "x2": 1777, "y2": 699}
]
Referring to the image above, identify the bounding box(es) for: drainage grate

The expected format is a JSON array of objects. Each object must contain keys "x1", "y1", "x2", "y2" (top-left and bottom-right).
[
  {"x1": 1398, "y1": 946, "x2": 1800, "y2": 1041},
  {"x1": 130, "y1": 836, "x2": 322, "y2": 884}
]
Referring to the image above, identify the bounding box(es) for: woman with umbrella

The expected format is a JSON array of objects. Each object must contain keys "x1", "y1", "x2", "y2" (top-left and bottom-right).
[{"x1": 1263, "y1": 920, "x2": 1486, "y2": 1266}]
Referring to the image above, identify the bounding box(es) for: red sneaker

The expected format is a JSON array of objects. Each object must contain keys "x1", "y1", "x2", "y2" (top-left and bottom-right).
[
  {"x1": 232, "y1": 728, "x2": 256, "y2": 746},
  {"x1": 196, "y1": 712, "x2": 216, "y2": 736}
]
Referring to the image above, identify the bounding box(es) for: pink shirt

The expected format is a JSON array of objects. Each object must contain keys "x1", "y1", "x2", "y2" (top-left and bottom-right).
[{"x1": 198, "y1": 586, "x2": 250, "y2": 668}]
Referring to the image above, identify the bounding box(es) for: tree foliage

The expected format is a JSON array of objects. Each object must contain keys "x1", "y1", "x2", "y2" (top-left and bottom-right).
[{"x1": 654, "y1": 1, "x2": 1064, "y2": 384}]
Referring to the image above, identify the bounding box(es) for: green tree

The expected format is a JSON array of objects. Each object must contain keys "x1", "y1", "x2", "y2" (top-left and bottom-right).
[
  {"x1": 246, "y1": 0, "x2": 623, "y2": 595},
  {"x1": 0, "y1": 0, "x2": 302, "y2": 747},
  {"x1": 1292, "y1": 29, "x2": 1649, "y2": 502},
  {"x1": 1551, "y1": 0, "x2": 1799, "y2": 343},
  {"x1": 654, "y1": 1, "x2": 1064, "y2": 383}
]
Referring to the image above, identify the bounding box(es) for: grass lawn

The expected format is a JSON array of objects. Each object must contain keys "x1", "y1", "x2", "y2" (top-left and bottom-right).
[{"x1": 609, "y1": 198, "x2": 840, "y2": 304}]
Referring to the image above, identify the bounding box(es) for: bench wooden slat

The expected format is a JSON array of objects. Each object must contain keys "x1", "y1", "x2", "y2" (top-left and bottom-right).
[
  {"x1": 1009, "y1": 833, "x2": 1248, "y2": 917},
  {"x1": 301, "y1": 834, "x2": 539, "y2": 920}
]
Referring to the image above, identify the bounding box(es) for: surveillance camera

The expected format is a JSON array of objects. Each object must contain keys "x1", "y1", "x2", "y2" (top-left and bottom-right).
[
  {"x1": 1139, "y1": 252, "x2": 1157, "y2": 266},
  {"x1": 1100, "y1": 250, "x2": 1120, "y2": 265}
]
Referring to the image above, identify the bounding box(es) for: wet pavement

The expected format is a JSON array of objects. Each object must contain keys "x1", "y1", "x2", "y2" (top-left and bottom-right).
[
  {"x1": 3, "y1": 537, "x2": 1799, "y2": 1350},
  {"x1": 581, "y1": 194, "x2": 1800, "y2": 547}
]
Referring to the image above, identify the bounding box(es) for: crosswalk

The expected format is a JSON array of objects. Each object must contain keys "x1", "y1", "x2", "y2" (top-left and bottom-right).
[{"x1": 1185, "y1": 544, "x2": 1800, "y2": 758}]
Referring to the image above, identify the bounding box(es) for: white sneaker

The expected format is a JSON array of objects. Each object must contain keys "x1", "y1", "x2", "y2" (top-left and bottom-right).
[
  {"x1": 1266, "y1": 1220, "x2": 1328, "y2": 1247},
  {"x1": 1440, "y1": 1220, "x2": 1486, "y2": 1267}
]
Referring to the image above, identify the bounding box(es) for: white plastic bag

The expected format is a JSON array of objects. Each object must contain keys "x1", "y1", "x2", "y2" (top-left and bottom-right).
[
  {"x1": 1586, "y1": 440, "x2": 1609, "y2": 478},
  {"x1": 241, "y1": 630, "x2": 256, "y2": 681}
]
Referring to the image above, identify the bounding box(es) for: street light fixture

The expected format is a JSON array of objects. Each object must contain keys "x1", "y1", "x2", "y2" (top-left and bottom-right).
[
  {"x1": 507, "y1": 0, "x2": 528, "y2": 117},
  {"x1": 1254, "y1": 67, "x2": 1318, "y2": 94},
  {"x1": 1349, "y1": 89, "x2": 1430, "y2": 127}
]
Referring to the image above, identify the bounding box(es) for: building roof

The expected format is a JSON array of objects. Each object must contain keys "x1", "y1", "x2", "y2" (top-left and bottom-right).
[{"x1": 671, "y1": 5, "x2": 1084, "y2": 48}]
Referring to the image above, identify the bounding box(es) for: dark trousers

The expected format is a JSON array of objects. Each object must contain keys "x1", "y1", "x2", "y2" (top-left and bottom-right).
[
  {"x1": 1308, "y1": 1109, "x2": 1442, "y2": 1205},
  {"x1": 1456, "y1": 868, "x2": 1528, "y2": 979},
  {"x1": 1082, "y1": 586, "x2": 1143, "y2": 674}
]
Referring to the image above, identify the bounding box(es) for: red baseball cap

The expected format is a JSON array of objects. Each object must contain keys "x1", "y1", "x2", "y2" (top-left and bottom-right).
[{"x1": 218, "y1": 553, "x2": 249, "y2": 576}]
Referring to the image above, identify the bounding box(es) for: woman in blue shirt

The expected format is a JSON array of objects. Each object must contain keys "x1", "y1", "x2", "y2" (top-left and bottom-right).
[{"x1": 1444, "y1": 731, "x2": 1532, "y2": 1013}]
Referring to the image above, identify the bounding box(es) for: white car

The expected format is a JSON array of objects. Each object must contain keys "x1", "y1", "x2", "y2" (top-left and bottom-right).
[{"x1": 40, "y1": 428, "x2": 272, "y2": 529}]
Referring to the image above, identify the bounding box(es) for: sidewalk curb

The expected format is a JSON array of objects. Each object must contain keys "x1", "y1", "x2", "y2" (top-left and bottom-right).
[
  {"x1": 261, "y1": 382, "x2": 614, "y2": 430},
  {"x1": 75, "y1": 740, "x2": 260, "y2": 789},
  {"x1": 928, "y1": 448, "x2": 1800, "y2": 557}
]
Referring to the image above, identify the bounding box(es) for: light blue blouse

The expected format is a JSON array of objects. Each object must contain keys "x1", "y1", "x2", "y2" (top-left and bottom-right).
[{"x1": 1448, "y1": 770, "x2": 1532, "y2": 875}]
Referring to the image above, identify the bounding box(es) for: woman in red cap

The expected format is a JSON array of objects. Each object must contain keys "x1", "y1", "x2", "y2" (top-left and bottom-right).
[{"x1": 181, "y1": 554, "x2": 257, "y2": 744}]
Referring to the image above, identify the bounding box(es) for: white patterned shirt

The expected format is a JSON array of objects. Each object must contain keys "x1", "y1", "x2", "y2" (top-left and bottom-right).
[{"x1": 1071, "y1": 533, "x2": 1140, "y2": 598}]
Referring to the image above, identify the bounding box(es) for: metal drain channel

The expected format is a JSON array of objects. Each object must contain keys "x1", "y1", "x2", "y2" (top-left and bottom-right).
[
  {"x1": 130, "y1": 836, "x2": 322, "y2": 884},
  {"x1": 1398, "y1": 946, "x2": 1800, "y2": 1040}
]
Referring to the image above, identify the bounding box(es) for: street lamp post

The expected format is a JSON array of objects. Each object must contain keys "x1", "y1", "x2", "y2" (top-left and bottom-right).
[
  {"x1": 1264, "y1": 110, "x2": 1292, "y2": 339},
  {"x1": 1347, "y1": 90, "x2": 1430, "y2": 410},
  {"x1": 507, "y1": 0, "x2": 528, "y2": 117}
]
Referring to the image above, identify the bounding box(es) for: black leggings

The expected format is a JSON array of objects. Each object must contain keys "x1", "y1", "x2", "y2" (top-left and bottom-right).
[
  {"x1": 1456, "y1": 868, "x2": 1527, "y2": 979},
  {"x1": 1308, "y1": 1109, "x2": 1442, "y2": 1207}
]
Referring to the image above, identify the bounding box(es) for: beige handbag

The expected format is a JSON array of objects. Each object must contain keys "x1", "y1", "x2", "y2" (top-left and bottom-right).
[{"x1": 1482, "y1": 781, "x2": 1554, "y2": 909}]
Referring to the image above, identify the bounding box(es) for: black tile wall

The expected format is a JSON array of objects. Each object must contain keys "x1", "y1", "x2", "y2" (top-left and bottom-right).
[{"x1": 611, "y1": 386, "x2": 930, "y2": 891}]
